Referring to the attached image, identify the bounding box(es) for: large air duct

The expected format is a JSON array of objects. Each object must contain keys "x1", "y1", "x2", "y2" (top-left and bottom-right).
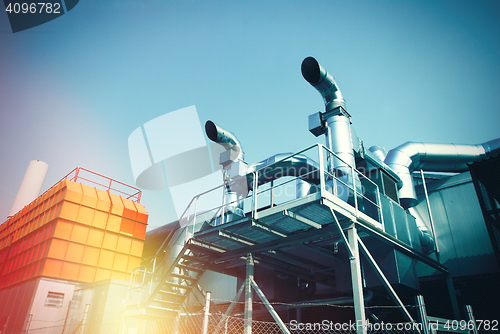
[
  {"x1": 302, "y1": 57, "x2": 358, "y2": 201},
  {"x1": 205, "y1": 121, "x2": 247, "y2": 221},
  {"x1": 301, "y1": 56, "x2": 346, "y2": 112},
  {"x1": 205, "y1": 120, "x2": 244, "y2": 162},
  {"x1": 385, "y1": 138, "x2": 500, "y2": 208}
]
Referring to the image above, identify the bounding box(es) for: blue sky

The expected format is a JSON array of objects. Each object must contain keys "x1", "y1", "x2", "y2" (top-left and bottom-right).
[{"x1": 1, "y1": 0, "x2": 499, "y2": 229}]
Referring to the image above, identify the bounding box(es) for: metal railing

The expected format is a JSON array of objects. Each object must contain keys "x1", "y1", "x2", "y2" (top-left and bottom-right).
[
  {"x1": 60, "y1": 167, "x2": 142, "y2": 203},
  {"x1": 125, "y1": 144, "x2": 385, "y2": 308}
]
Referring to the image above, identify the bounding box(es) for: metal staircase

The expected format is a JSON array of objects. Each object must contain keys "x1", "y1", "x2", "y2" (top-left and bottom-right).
[
  {"x1": 144, "y1": 240, "x2": 217, "y2": 316},
  {"x1": 124, "y1": 191, "x2": 224, "y2": 320}
]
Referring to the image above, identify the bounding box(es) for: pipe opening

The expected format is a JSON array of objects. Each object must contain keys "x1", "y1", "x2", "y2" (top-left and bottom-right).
[
  {"x1": 301, "y1": 56, "x2": 321, "y2": 84},
  {"x1": 205, "y1": 120, "x2": 218, "y2": 143}
]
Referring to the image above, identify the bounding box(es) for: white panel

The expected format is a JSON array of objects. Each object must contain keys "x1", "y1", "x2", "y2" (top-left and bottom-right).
[
  {"x1": 143, "y1": 105, "x2": 206, "y2": 163},
  {"x1": 127, "y1": 126, "x2": 152, "y2": 182},
  {"x1": 9, "y1": 160, "x2": 49, "y2": 216}
]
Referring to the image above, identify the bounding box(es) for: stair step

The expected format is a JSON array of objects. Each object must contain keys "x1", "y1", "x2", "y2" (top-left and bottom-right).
[
  {"x1": 148, "y1": 304, "x2": 179, "y2": 312},
  {"x1": 176, "y1": 264, "x2": 204, "y2": 273},
  {"x1": 123, "y1": 305, "x2": 178, "y2": 319},
  {"x1": 181, "y1": 254, "x2": 210, "y2": 265},
  {"x1": 152, "y1": 298, "x2": 182, "y2": 307},
  {"x1": 186, "y1": 242, "x2": 225, "y2": 255},
  {"x1": 162, "y1": 282, "x2": 194, "y2": 290},
  {"x1": 170, "y1": 273, "x2": 196, "y2": 281},
  {"x1": 159, "y1": 290, "x2": 187, "y2": 298}
]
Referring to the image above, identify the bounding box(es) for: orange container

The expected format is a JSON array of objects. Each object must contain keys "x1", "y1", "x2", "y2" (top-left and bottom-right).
[{"x1": 0, "y1": 177, "x2": 148, "y2": 288}]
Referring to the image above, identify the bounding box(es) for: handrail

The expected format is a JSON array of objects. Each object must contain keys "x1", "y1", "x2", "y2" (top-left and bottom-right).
[{"x1": 126, "y1": 143, "x2": 385, "y2": 300}]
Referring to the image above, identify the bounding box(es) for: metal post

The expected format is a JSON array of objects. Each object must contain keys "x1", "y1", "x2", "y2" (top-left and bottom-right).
[
  {"x1": 352, "y1": 165, "x2": 358, "y2": 217},
  {"x1": 80, "y1": 304, "x2": 90, "y2": 334},
  {"x1": 202, "y1": 291, "x2": 211, "y2": 334},
  {"x1": 375, "y1": 184, "x2": 385, "y2": 229},
  {"x1": 465, "y1": 305, "x2": 478, "y2": 334},
  {"x1": 62, "y1": 300, "x2": 72, "y2": 334},
  {"x1": 221, "y1": 183, "x2": 226, "y2": 225},
  {"x1": 416, "y1": 295, "x2": 431, "y2": 334},
  {"x1": 446, "y1": 275, "x2": 461, "y2": 320},
  {"x1": 318, "y1": 145, "x2": 326, "y2": 197},
  {"x1": 270, "y1": 180, "x2": 274, "y2": 208},
  {"x1": 347, "y1": 225, "x2": 366, "y2": 334},
  {"x1": 244, "y1": 253, "x2": 254, "y2": 334},
  {"x1": 420, "y1": 170, "x2": 440, "y2": 262},
  {"x1": 252, "y1": 172, "x2": 258, "y2": 220}
]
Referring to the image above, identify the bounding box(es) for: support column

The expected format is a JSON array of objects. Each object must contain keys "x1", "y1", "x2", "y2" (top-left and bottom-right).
[
  {"x1": 244, "y1": 253, "x2": 254, "y2": 334},
  {"x1": 446, "y1": 275, "x2": 461, "y2": 320},
  {"x1": 347, "y1": 225, "x2": 366, "y2": 334},
  {"x1": 416, "y1": 295, "x2": 431, "y2": 334},
  {"x1": 202, "y1": 291, "x2": 211, "y2": 334}
]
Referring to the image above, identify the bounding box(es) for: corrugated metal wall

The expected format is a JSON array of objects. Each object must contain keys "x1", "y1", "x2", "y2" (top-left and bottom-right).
[{"x1": 414, "y1": 172, "x2": 499, "y2": 277}]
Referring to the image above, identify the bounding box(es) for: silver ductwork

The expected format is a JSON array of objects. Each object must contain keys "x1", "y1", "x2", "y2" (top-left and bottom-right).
[
  {"x1": 408, "y1": 207, "x2": 435, "y2": 254},
  {"x1": 301, "y1": 56, "x2": 346, "y2": 112},
  {"x1": 368, "y1": 146, "x2": 387, "y2": 163},
  {"x1": 205, "y1": 121, "x2": 247, "y2": 220},
  {"x1": 205, "y1": 120, "x2": 244, "y2": 162},
  {"x1": 246, "y1": 153, "x2": 319, "y2": 190},
  {"x1": 385, "y1": 138, "x2": 500, "y2": 208},
  {"x1": 302, "y1": 57, "x2": 358, "y2": 201}
]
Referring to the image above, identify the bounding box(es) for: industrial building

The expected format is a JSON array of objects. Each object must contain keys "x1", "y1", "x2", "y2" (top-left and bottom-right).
[{"x1": 0, "y1": 57, "x2": 499, "y2": 334}]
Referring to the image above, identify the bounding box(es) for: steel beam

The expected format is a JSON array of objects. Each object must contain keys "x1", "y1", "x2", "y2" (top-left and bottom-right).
[
  {"x1": 446, "y1": 275, "x2": 461, "y2": 320},
  {"x1": 251, "y1": 220, "x2": 289, "y2": 238},
  {"x1": 244, "y1": 253, "x2": 254, "y2": 334},
  {"x1": 347, "y1": 226, "x2": 366, "y2": 334},
  {"x1": 416, "y1": 295, "x2": 431, "y2": 334},
  {"x1": 283, "y1": 209, "x2": 322, "y2": 229},
  {"x1": 329, "y1": 207, "x2": 355, "y2": 259},
  {"x1": 215, "y1": 224, "x2": 341, "y2": 263},
  {"x1": 219, "y1": 230, "x2": 256, "y2": 246}
]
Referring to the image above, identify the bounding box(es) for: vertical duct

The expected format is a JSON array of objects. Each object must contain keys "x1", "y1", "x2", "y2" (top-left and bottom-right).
[
  {"x1": 302, "y1": 57, "x2": 357, "y2": 201},
  {"x1": 205, "y1": 121, "x2": 247, "y2": 221},
  {"x1": 9, "y1": 160, "x2": 49, "y2": 217}
]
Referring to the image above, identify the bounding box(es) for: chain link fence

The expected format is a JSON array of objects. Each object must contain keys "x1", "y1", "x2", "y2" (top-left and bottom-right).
[{"x1": 6, "y1": 312, "x2": 496, "y2": 334}]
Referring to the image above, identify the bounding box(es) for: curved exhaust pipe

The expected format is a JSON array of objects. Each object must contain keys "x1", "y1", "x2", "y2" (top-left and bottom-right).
[
  {"x1": 301, "y1": 56, "x2": 346, "y2": 112},
  {"x1": 385, "y1": 138, "x2": 500, "y2": 208},
  {"x1": 205, "y1": 120, "x2": 244, "y2": 161},
  {"x1": 302, "y1": 57, "x2": 356, "y2": 202}
]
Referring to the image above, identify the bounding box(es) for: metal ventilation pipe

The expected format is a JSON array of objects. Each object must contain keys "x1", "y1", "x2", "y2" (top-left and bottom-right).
[
  {"x1": 368, "y1": 146, "x2": 388, "y2": 163},
  {"x1": 408, "y1": 207, "x2": 436, "y2": 254},
  {"x1": 302, "y1": 57, "x2": 357, "y2": 201},
  {"x1": 205, "y1": 121, "x2": 246, "y2": 221},
  {"x1": 301, "y1": 56, "x2": 346, "y2": 112},
  {"x1": 205, "y1": 120, "x2": 244, "y2": 162},
  {"x1": 385, "y1": 138, "x2": 500, "y2": 208}
]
